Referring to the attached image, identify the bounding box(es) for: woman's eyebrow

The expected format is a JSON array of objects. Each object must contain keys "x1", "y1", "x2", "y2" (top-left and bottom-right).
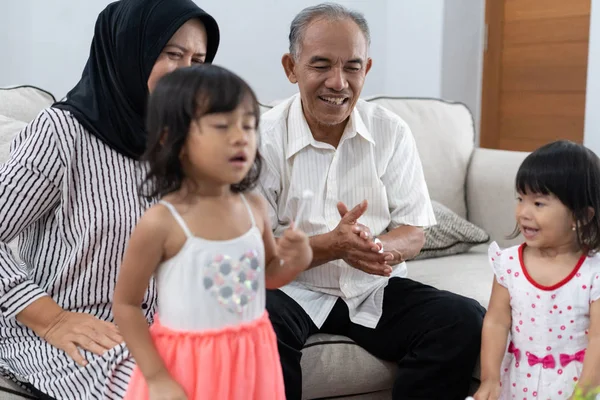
[{"x1": 164, "y1": 43, "x2": 206, "y2": 57}]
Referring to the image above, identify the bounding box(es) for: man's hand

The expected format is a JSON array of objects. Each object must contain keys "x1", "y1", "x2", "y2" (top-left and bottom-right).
[{"x1": 331, "y1": 201, "x2": 394, "y2": 276}]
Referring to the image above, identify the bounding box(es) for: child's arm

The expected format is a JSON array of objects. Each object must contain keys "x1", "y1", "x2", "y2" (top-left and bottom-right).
[
  {"x1": 113, "y1": 206, "x2": 174, "y2": 384},
  {"x1": 577, "y1": 300, "x2": 600, "y2": 393},
  {"x1": 250, "y1": 193, "x2": 312, "y2": 289},
  {"x1": 475, "y1": 278, "x2": 512, "y2": 398}
]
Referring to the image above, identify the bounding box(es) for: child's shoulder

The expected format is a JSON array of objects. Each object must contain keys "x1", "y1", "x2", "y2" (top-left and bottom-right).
[
  {"x1": 137, "y1": 202, "x2": 178, "y2": 233},
  {"x1": 488, "y1": 242, "x2": 521, "y2": 288},
  {"x1": 488, "y1": 241, "x2": 521, "y2": 263},
  {"x1": 243, "y1": 191, "x2": 268, "y2": 212}
]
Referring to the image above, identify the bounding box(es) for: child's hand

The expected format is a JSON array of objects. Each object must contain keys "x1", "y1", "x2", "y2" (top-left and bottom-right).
[
  {"x1": 473, "y1": 379, "x2": 501, "y2": 400},
  {"x1": 278, "y1": 224, "x2": 312, "y2": 271},
  {"x1": 147, "y1": 374, "x2": 188, "y2": 400}
]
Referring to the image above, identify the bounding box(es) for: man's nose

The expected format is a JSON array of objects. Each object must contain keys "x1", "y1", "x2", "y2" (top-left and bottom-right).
[{"x1": 325, "y1": 67, "x2": 348, "y2": 92}]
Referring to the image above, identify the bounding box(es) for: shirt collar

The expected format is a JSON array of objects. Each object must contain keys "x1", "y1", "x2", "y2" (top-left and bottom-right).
[{"x1": 285, "y1": 94, "x2": 375, "y2": 159}]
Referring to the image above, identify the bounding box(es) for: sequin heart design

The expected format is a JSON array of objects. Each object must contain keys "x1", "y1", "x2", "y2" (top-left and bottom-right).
[{"x1": 203, "y1": 250, "x2": 261, "y2": 314}]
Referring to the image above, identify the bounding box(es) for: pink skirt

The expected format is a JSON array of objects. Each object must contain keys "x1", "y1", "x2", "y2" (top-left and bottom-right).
[{"x1": 124, "y1": 311, "x2": 285, "y2": 400}]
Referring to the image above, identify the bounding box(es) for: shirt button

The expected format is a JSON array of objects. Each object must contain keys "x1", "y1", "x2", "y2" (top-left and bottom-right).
[
  {"x1": 141, "y1": 303, "x2": 148, "y2": 310},
  {"x1": 0, "y1": 306, "x2": 7, "y2": 312}
]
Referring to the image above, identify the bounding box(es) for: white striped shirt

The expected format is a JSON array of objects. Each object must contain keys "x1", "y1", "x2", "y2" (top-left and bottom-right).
[
  {"x1": 258, "y1": 94, "x2": 436, "y2": 328},
  {"x1": 0, "y1": 108, "x2": 155, "y2": 399}
]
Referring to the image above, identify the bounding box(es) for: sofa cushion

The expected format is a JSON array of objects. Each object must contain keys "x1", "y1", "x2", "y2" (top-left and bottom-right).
[
  {"x1": 414, "y1": 201, "x2": 489, "y2": 260},
  {"x1": 0, "y1": 86, "x2": 55, "y2": 124},
  {"x1": 467, "y1": 148, "x2": 529, "y2": 248},
  {"x1": 408, "y1": 245, "x2": 492, "y2": 309},
  {"x1": 0, "y1": 377, "x2": 36, "y2": 400},
  {"x1": 301, "y1": 334, "x2": 396, "y2": 400},
  {"x1": 366, "y1": 97, "x2": 475, "y2": 219}
]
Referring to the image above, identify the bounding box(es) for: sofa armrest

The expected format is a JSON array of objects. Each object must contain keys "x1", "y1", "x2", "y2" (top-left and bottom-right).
[{"x1": 466, "y1": 148, "x2": 529, "y2": 248}]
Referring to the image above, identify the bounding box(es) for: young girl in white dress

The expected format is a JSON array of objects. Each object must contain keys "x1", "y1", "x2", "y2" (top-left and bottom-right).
[
  {"x1": 113, "y1": 65, "x2": 312, "y2": 400},
  {"x1": 474, "y1": 140, "x2": 600, "y2": 400}
]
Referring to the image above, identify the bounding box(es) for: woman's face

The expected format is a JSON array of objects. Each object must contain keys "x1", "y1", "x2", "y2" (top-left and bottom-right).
[{"x1": 147, "y1": 18, "x2": 208, "y2": 93}]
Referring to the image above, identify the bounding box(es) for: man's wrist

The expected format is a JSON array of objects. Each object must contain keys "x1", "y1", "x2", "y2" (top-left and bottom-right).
[{"x1": 309, "y1": 232, "x2": 339, "y2": 266}]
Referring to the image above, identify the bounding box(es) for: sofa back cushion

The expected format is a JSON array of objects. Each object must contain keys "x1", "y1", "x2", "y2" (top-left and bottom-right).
[
  {"x1": 0, "y1": 86, "x2": 56, "y2": 163},
  {"x1": 0, "y1": 86, "x2": 55, "y2": 124}
]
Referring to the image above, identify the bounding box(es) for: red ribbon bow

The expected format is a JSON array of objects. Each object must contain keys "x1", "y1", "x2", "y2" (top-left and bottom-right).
[
  {"x1": 527, "y1": 353, "x2": 556, "y2": 369},
  {"x1": 508, "y1": 342, "x2": 521, "y2": 362},
  {"x1": 559, "y1": 349, "x2": 586, "y2": 367}
]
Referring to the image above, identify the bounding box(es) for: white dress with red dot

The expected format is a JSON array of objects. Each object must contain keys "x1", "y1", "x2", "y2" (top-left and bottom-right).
[{"x1": 489, "y1": 241, "x2": 600, "y2": 400}]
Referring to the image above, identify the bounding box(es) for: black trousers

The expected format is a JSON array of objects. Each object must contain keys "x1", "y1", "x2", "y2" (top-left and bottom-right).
[{"x1": 266, "y1": 277, "x2": 486, "y2": 400}]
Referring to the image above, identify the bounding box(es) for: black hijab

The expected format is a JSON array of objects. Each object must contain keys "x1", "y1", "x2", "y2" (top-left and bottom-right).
[{"x1": 54, "y1": 0, "x2": 220, "y2": 159}]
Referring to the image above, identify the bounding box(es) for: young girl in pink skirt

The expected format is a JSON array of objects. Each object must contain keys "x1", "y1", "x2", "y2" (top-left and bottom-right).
[{"x1": 113, "y1": 64, "x2": 312, "y2": 400}]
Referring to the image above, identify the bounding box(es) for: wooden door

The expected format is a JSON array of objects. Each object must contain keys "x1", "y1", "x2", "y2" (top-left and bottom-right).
[{"x1": 480, "y1": 0, "x2": 591, "y2": 152}]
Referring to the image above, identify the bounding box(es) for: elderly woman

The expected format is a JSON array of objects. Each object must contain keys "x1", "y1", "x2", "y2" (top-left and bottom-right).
[{"x1": 0, "y1": 0, "x2": 219, "y2": 398}]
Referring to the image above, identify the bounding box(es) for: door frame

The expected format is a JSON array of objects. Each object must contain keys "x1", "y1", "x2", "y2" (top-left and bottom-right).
[{"x1": 480, "y1": 0, "x2": 504, "y2": 148}]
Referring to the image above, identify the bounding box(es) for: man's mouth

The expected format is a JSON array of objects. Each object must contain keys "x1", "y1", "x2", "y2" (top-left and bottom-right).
[{"x1": 319, "y1": 96, "x2": 348, "y2": 106}]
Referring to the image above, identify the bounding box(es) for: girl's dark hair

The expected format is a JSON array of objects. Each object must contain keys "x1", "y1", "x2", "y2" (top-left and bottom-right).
[
  {"x1": 140, "y1": 64, "x2": 262, "y2": 198},
  {"x1": 509, "y1": 140, "x2": 600, "y2": 254}
]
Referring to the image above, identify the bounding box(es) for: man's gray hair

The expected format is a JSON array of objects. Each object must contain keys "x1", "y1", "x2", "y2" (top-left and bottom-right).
[{"x1": 288, "y1": 3, "x2": 371, "y2": 60}]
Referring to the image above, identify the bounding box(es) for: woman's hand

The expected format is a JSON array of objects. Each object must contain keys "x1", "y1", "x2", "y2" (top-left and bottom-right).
[{"x1": 41, "y1": 310, "x2": 123, "y2": 366}]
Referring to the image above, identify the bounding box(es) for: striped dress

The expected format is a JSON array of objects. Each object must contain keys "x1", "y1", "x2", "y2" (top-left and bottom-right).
[{"x1": 0, "y1": 108, "x2": 156, "y2": 399}]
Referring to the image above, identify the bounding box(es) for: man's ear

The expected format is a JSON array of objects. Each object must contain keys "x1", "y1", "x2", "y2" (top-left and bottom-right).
[
  {"x1": 365, "y1": 58, "x2": 373, "y2": 75},
  {"x1": 282, "y1": 53, "x2": 298, "y2": 84}
]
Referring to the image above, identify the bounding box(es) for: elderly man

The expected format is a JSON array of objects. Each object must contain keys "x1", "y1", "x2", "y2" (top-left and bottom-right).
[{"x1": 258, "y1": 3, "x2": 485, "y2": 400}]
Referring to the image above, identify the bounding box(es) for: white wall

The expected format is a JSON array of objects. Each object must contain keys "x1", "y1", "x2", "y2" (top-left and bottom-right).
[
  {"x1": 585, "y1": 0, "x2": 600, "y2": 154},
  {"x1": 0, "y1": 0, "x2": 115, "y2": 100},
  {"x1": 0, "y1": 0, "x2": 484, "y2": 133},
  {"x1": 205, "y1": 0, "x2": 389, "y2": 102},
  {"x1": 441, "y1": 0, "x2": 486, "y2": 137},
  {"x1": 384, "y1": 0, "x2": 445, "y2": 98}
]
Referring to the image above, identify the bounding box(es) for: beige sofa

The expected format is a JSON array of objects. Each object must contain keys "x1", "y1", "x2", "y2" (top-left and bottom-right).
[{"x1": 0, "y1": 87, "x2": 529, "y2": 399}]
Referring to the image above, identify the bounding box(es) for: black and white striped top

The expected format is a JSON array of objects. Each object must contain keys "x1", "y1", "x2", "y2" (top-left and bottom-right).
[{"x1": 0, "y1": 108, "x2": 155, "y2": 399}]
